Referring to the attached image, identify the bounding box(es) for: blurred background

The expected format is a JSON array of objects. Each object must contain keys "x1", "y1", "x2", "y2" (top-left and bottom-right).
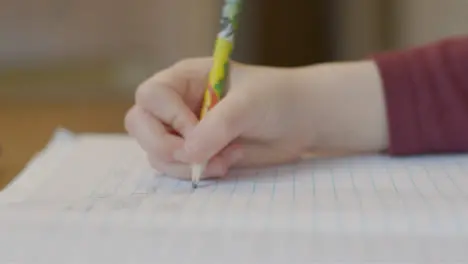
[
  {"x1": 1, "y1": 0, "x2": 468, "y2": 186},
  {"x1": 1, "y1": 0, "x2": 468, "y2": 101}
]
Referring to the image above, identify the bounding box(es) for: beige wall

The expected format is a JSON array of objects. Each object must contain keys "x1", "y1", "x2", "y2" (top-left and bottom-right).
[
  {"x1": 0, "y1": 1, "x2": 220, "y2": 98},
  {"x1": 393, "y1": 0, "x2": 468, "y2": 48},
  {"x1": 335, "y1": 0, "x2": 468, "y2": 59},
  {"x1": 0, "y1": 0, "x2": 219, "y2": 68},
  {"x1": 333, "y1": 0, "x2": 385, "y2": 60},
  {"x1": 3, "y1": 1, "x2": 467, "y2": 65},
  {"x1": 2, "y1": 1, "x2": 467, "y2": 99}
]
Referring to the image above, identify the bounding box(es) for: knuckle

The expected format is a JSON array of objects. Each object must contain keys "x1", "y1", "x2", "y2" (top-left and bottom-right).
[
  {"x1": 172, "y1": 57, "x2": 212, "y2": 74},
  {"x1": 124, "y1": 106, "x2": 139, "y2": 133},
  {"x1": 172, "y1": 59, "x2": 190, "y2": 70},
  {"x1": 135, "y1": 79, "x2": 171, "y2": 114},
  {"x1": 171, "y1": 111, "x2": 191, "y2": 134},
  {"x1": 172, "y1": 58, "x2": 201, "y2": 70},
  {"x1": 135, "y1": 81, "x2": 154, "y2": 106}
]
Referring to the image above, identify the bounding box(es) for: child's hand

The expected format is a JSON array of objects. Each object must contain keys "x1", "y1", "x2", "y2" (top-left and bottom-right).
[
  {"x1": 125, "y1": 57, "x2": 317, "y2": 180},
  {"x1": 125, "y1": 57, "x2": 388, "y2": 180}
]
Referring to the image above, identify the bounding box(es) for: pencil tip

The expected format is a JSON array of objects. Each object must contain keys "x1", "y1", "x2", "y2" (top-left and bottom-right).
[{"x1": 191, "y1": 163, "x2": 204, "y2": 190}]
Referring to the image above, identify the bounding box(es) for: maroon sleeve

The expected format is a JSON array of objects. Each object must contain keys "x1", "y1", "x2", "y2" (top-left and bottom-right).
[{"x1": 373, "y1": 35, "x2": 468, "y2": 155}]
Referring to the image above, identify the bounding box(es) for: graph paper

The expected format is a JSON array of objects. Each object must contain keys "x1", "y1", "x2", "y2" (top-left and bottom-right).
[{"x1": 0, "y1": 130, "x2": 467, "y2": 263}]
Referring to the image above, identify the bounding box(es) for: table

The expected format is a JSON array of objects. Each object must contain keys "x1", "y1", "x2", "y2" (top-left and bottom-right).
[{"x1": 0, "y1": 100, "x2": 132, "y2": 189}]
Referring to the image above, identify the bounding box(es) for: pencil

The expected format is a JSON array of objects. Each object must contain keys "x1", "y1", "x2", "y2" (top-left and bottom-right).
[{"x1": 191, "y1": 0, "x2": 243, "y2": 189}]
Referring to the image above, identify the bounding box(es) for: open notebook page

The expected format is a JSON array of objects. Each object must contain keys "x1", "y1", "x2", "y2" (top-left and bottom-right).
[{"x1": 0, "y1": 130, "x2": 467, "y2": 263}]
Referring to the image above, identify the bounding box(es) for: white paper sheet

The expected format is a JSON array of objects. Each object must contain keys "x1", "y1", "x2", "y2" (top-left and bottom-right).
[{"x1": 1, "y1": 130, "x2": 468, "y2": 263}]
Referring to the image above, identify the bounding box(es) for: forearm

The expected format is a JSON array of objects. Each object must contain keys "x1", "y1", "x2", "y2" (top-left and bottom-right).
[
  {"x1": 294, "y1": 60, "x2": 389, "y2": 153},
  {"x1": 296, "y1": 35, "x2": 468, "y2": 156}
]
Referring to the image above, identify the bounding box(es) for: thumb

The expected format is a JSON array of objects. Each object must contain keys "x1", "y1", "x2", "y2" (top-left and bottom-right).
[{"x1": 183, "y1": 92, "x2": 253, "y2": 163}]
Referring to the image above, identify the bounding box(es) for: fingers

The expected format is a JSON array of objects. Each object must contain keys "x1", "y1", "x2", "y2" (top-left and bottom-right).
[
  {"x1": 134, "y1": 58, "x2": 213, "y2": 137},
  {"x1": 125, "y1": 105, "x2": 239, "y2": 179},
  {"x1": 135, "y1": 80, "x2": 198, "y2": 137},
  {"x1": 125, "y1": 103, "x2": 296, "y2": 178},
  {"x1": 199, "y1": 142, "x2": 299, "y2": 171},
  {"x1": 146, "y1": 156, "x2": 190, "y2": 180},
  {"x1": 147, "y1": 153, "x2": 233, "y2": 180},
  {"x1": 183, "y1": 91, "x2": 254, "y2": 163},
  {"x1": 125, "y1": 105, "x2": 183, "y2": 163}
]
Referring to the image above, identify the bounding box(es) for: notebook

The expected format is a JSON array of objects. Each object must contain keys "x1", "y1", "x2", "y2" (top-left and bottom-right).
[{"x1": 1, "y1": 129, "x2": 467, "y2": 263}]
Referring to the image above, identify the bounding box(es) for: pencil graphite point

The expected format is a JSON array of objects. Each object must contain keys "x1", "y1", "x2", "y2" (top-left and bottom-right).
[{"x1": 191, "y1": 163, "x2": 204, "y2": 189}]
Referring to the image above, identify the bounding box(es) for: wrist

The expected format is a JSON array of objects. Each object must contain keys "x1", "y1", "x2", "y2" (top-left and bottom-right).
[{"x1": 293, "y1": 60, "x2": 389, "y2": 154}]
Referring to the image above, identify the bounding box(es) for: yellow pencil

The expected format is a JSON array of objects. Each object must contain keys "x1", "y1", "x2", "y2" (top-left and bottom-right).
[{"x1": 191, "y1": 0, "x2": 243, "y2": 189}]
